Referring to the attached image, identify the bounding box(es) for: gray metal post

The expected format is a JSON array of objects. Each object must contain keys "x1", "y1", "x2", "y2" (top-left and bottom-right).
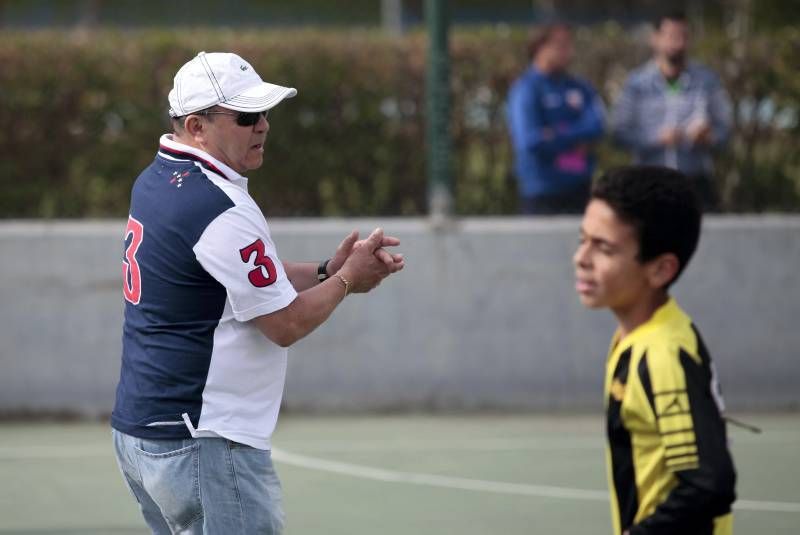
[{"x1": 425, "y1": 0, "x2": 452, "y2": 221}]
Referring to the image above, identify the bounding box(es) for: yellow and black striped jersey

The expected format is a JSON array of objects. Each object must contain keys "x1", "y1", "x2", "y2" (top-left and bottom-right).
[{"x1": 605, "y1": 298, "x2": 736, "y2": 535}]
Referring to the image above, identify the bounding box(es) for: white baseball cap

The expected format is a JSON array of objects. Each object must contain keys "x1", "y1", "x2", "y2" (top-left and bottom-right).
[{"x1": 168, "y1": 51, "x2": 297, "y2": 117}]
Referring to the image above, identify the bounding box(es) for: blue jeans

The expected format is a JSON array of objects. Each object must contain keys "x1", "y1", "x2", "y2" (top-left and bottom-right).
[{"x1": 112, "y1": 429, "x2": 284, "y2": 534}]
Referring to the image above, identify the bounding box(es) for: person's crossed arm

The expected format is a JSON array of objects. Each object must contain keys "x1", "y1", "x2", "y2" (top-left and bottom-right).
[{"x1": 509, "y1": 81, "x2": 604, "y2": 157}]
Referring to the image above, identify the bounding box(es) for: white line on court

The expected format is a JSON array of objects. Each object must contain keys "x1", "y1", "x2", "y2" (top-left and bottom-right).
[
  {"x1": 272, "y1": 432, "x2": 789, "y2": 453},
  {"x1": 275, "y1": 437, "x2": 602, "y2": 452},
  {"x1": 3, "y1": 443, "x2": 798, "y2": 514},
  {"x1": 271, "y1": 448, "x2": 800, "y2": 514},
  {"x1": 272, "y1": 448, "x2": 608, "y2": 501}
]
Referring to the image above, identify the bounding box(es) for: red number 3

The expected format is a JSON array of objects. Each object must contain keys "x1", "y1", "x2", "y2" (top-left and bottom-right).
[
  {"x1": 239, "y1": 239, "x2": 278, "y2": 287},
  {"x1": 123, "y1": 216, "x2": 144, "y2": 304}
]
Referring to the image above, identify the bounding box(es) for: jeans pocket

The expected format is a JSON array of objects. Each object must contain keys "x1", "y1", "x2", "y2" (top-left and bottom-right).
[{"x1": 134, "y1": 440, "x2": 203, "y2": 531}]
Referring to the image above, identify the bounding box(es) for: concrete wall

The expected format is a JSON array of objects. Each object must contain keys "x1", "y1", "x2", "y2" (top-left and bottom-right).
[{"x1": 1, "y1": 216, "x2": 798, "y2": 415}]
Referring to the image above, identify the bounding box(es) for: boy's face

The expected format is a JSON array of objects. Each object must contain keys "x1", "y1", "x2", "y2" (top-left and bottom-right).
[{"x1": 573, "y1": 199, "x2": 651, "y2": 311}]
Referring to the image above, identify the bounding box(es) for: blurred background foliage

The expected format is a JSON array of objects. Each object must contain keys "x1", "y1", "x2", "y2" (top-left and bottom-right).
[{"x1": 0, "y1": 0, "x2": 798, "y2": 217}]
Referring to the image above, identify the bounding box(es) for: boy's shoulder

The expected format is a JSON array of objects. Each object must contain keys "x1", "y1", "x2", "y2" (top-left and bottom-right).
[
  {"x1": 630, "y1": 300, "x2": 702, "y2": 368},
  {"x1": 624, "y1": 60, "x2": 658, "y2": 88}
]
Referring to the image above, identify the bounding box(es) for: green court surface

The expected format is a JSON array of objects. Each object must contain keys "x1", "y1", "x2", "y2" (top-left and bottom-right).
[{"x1": 0, "y1": 414, "x2": 798, "y2": 534}]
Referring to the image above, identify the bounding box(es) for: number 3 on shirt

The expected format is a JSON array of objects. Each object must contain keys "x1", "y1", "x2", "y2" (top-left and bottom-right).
[
  {"x1": 123, "y1": 216, "x2": 144, "y2": 305},
  {"x1": 239, "y1": 239, "x2": 278, "y2": 287}
]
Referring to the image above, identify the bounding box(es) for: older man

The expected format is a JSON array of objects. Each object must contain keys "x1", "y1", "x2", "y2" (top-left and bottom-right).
[
  {"x1": 611, "y1": 11, "x2": 733, "y2": 210},
  {"x1": 111, "y1": 51, "x2": 404, "y2": 534}
]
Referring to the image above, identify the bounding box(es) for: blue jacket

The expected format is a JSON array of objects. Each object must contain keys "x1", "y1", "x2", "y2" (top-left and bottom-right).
[{"x1": 507, "y1": 67, "x2": 605, "y2": 198}]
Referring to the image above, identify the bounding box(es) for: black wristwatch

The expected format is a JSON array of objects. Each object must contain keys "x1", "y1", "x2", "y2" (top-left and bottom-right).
[{"x1": 317, "y1": 258, "x2": 331, "y2": 282}]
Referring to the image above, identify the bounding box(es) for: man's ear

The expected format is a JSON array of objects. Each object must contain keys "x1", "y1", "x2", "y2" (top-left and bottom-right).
[
  {"x1": 646, "y1": 253, "x2": 680, "y2": 289},
  {"x1": 184, "y1": 115, "x2": 205, "y2": 141}
]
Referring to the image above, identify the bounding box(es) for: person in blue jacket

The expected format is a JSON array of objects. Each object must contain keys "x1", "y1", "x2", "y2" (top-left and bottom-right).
[{"x1": 507, "y1": 23, "x2": 605, "y2": 215}]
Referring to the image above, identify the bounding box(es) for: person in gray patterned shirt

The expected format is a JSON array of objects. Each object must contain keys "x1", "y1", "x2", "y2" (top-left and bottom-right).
[{"x1": 611, "y1": 11, "x2": 732, "y2": 210}]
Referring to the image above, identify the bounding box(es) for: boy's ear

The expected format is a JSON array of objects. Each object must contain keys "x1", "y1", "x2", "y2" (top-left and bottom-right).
[{"x1": 646, "y1": 253, "x2": 680, "y2": 289}]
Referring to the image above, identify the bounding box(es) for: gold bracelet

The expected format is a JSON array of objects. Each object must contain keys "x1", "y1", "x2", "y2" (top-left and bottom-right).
[{"x1": 332, "y1": 274, "x2": 351, "y2": 297}]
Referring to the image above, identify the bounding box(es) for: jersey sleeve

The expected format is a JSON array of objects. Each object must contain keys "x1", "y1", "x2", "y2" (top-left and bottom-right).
[
  {"x1": 630, "y1": 342, "x2": 736, "y2": 534},
  {"x1": 507, "y1": 77, "x2": 569, "y2": 156},
  {"x1": 193, "y1": 203, "x2": 297, "y2": 322},
  {"x1": 562, "y1": 81, "x2": 605, "y2": 143}
]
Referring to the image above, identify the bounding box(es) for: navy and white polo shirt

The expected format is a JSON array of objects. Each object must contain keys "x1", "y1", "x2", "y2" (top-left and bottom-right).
[{"x1": 111, "y1": 134, "x2": 297, "y2": 450}]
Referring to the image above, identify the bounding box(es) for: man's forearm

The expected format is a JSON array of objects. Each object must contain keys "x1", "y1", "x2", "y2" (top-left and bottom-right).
[
  {"x1": 284, "y1": 261, "x2": 323, "y2": 292},
  {"x1": 251, "y1": 275, "x2": 347, "y2": 347}
]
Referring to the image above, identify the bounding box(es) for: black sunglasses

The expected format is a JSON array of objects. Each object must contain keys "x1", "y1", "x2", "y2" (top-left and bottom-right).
[{"x1": 195, "y1": 109, "x2": 268, "y2": 127}]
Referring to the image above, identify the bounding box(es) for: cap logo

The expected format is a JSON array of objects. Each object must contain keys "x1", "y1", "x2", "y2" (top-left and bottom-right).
[{"x1": 240, "y1": 65, "x2": 248, "y2": 71}]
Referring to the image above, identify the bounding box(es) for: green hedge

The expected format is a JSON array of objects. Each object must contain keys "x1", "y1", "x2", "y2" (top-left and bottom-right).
[{"x1": 0, "y1": 26, "x2": 798, "y2": 217}]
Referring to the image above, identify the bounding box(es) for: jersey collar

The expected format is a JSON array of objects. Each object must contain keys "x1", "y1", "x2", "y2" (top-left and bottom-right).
[
  {"x1": 647, "y1": 60, "x2": 695, "y2": 91},
  {"x1": 157, "y1": 134, "x2": 246, "y2": 186},
  {"x1": 610, "y1": 297, "x2": 684, "y2": 351}
]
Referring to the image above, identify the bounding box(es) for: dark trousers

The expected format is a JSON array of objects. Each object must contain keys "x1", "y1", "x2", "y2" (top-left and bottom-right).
[{"x1": 520, "y1": 181, "x2": 591, "y2": 215}]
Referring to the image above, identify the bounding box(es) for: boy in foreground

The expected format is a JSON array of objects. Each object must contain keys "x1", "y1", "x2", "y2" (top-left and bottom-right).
[{"x1": 573, "y1": 166, "x2": 736, "y2": 534}]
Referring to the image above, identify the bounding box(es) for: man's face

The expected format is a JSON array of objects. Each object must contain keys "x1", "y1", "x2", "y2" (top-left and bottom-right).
[
  {"x1": 542, "y1": 28, "x2": 574, "y2": 72},
  {"x1": 573, "y1": 199, "x2": 651, "y2": 311},
  {"x1": 653, "y1": 19, "x2": 689, "y2": 66},
  {"x1": 200, "y1": 107, "x2": 270, "y2": 174}
]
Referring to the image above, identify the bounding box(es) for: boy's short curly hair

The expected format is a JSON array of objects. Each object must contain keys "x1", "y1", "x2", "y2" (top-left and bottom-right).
[{"x1": 591, "y1": 166, "x2": 702, "y2": 287}]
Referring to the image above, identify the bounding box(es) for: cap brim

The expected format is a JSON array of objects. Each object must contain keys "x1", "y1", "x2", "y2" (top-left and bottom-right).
[{"x1": 219, "y1": 82, "x2": 297, "y2": 113}]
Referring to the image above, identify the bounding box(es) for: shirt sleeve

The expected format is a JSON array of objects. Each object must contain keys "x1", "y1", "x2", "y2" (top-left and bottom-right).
[
  {"x1": 611, "y1": 77, "x2": 663, "y2": 154},
  {"x1": 508, "y1": 78, "x2": 605, "y2": 156},
  {"x1": 630, "y1": 344, "x2": 736, "y2": 535},
  {"x1": 562, "y1": 83, "x2": 606, "y2": 142},
  {"x1": 193, "y1": 203, "x2": 297, "y2": 322},
  {"x1": 508, "y1": 78, "x2": 552, "y2": 155},
  {"x1": 508, "y1": 78, "x2": 571, "y2": 156}
]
